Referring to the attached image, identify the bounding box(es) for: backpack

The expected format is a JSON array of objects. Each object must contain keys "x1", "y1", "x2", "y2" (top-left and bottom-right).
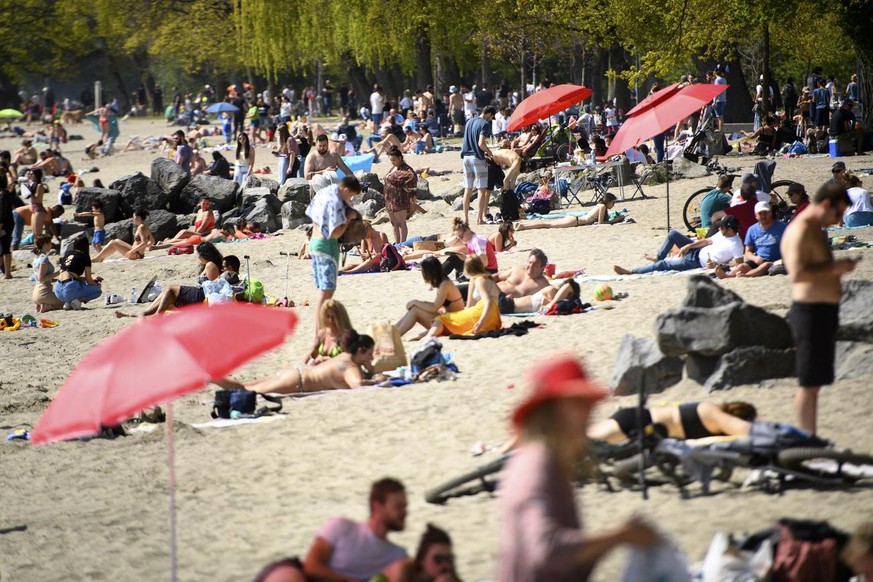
[
  {"x1": 379, "y1": 243, "x2": 407, "y2": 272},
  {"x1": 772, "y1": 519, "x2": 852, "y2": 582},
  {"x1": 499, "y1": 189, "x2": 521, "y2": 222},
  {"x1": 237, "y1": 277, "x2": 265, "y2": 303},
  {"x1": 528, "y1": 198, "x2": 551, "y2": 215}
]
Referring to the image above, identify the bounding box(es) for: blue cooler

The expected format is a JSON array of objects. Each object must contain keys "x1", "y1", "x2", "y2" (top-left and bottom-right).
[{"x1": 829, "y1": 139, "x2": 840, "y2": 157}]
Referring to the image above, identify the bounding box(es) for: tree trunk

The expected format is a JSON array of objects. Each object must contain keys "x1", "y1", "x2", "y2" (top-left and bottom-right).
[
  {"x1": 590, "y1": 46, "x2": 606, "y2": 106},
  {"x1": 415, "y1": 31, "x2": 433, "y2": 91},
  {"x1": 722, "y1": 57, "x2": 753, "y2": 123},
  {"x1": 609, "y1": 46, "x2": 632, "y2": 112},
  {"x1": 859, "y1": 53, "x2": 873, "y2": 130}
]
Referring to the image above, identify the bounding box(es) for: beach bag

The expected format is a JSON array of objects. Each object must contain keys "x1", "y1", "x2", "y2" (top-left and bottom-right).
[
  {"x1": 379, "y1": 243, "x2": 406, "y2": 272},
  {"x1": 235, "y1": 277, "x2": 265, "y2": 303},
  {"x1": 787, "y1": 141, "x2": 808, "y2": 155},
  {"x1": 369, "y1": 321, "x2": 407, "y2": 373},
  {"x1": 499, "y1": 189, "x2": 521, "y2": 222},
  {"x1": 410, "y1": 338, "x2": 444, "y2": 373},
  {"x1": 211, "y1": 389, "x2": 282, "y2": 419}
]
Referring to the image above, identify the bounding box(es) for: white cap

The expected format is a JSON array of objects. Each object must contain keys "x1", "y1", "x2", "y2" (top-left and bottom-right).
[{"x1": 754, "y1": 201, "x2": 771, "y2": 214}]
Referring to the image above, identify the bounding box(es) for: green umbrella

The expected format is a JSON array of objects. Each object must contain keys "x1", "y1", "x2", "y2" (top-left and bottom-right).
[{"x1": 0, "y1": 108, "x2": 24, "y2": 120}]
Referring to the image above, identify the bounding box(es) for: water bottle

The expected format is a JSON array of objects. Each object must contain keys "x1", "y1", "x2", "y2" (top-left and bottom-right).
[
  {"x1": 589, "y1": 150, "x2": 596, "y2": 166},
  {"x1": 130, "y1": 287, "x2": 137, "y2": 305}
]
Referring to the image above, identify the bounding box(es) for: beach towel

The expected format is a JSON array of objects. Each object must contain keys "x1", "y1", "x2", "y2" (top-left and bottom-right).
[
  {"x1": 448, "y1": 320, "x2": 540, "y2": 340},
  {"x1": 575, "y1": 268, "x2": 709, "y2": 283},
  {"x1": 336, "y1": 153, "x2": 375, "y2": 178}
]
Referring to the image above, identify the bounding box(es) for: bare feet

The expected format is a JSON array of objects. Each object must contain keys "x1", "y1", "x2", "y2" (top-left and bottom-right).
[
  {"x1": 643, "y1": 253, "x2": 658, "y2": 262},
  {"x1": 613, "y1": 265, "x2": 631, "y2": 275},
  {"x1": 114, "y1": 311, "x2": 135, "y2": 319},
  {"x1": 714, "y1": 265, "x2": 728, "y2": 279},
  {"x1": 514, "y1": 222, "x2": 525, "y2": 231}
]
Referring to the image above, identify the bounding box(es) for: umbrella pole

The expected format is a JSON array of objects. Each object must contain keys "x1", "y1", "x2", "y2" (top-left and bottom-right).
[
  {"x1": 665, "y1": 161, "x2": 671, "y2": 231},
  {"x1": 166, "y1": 402, "x2": 178, "y2": 582}
]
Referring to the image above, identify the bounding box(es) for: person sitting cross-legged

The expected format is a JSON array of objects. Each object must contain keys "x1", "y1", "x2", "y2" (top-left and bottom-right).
[
  {"x1": 614, "y1": 215, "x2": 744, "y2": 275},
  {"x1": 715, "y1": 201, "x2": 787, "y2": 278}
]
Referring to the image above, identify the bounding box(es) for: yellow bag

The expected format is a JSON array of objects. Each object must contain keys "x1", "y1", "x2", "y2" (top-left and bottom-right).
[{"x1": 369, "y1": 321, "x2": 407, "y2": 373}]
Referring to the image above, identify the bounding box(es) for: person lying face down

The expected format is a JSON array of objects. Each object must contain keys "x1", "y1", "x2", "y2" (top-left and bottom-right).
[{"x1": 213, "y1": 329, "x2": 387, "y2": 394}]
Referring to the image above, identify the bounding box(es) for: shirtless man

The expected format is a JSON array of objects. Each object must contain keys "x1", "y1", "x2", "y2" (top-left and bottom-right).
[
  {"x1": 490, "y1": 249, "x2": 551, "y2": 313},
  {"x1": 490, "y1": 148, "x2": 522, "y2": 191},
  {"x1": 781, "y1": 180, "x2": 857, "y2": 434},
  {"x1": 12, "y1": 140, "x2": 37, "y2": 167},
  {"x1": 304, "y1": 134, "x2": 353, "y2": 193},
  {"x1": 11, "y1": 204, "x2": 63, "y2": 250},
  {"x1": 214, "y1": 331, "x2": 385, "y2": 394},
  {"x1": 448, "y1": 86, "x2": 465, "y2": 134}
]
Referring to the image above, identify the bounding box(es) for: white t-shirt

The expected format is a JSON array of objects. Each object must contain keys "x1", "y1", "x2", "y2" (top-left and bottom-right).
[
  {"x1": 730, "y1": 189, "x2": 770, "y2": 205},
  {"x1": 847, "y1": 187, "x2": 873, "y2": 214},
  {"x1": 463, "y1": 92, "x2": 477, "y2": 117},
  {"x1": 370, "y1": 92, "x2": 385, "y2": 115},
  {"x1": 698, "y1": 231, "x2": 744, "y2": 267},
  {"x1": 604, "y1": 107, "x2": 618, "y2": 127},
  {"x1": 316, "y1": 517, "x2": 407, "y2": 581}
]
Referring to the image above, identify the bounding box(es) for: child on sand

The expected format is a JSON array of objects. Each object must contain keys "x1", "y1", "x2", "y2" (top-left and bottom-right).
[{"x1": 74, "y1": 201, "x2": 106, "y2": 252}]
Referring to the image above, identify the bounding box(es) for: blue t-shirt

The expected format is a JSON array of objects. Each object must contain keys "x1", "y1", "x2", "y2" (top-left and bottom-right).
[
  {"x1": 461, "y1": 116, "x2": 490, "y2": 159},
  {"x1": 713, "y1": 77, "x2": 727, "y2": 103},
  {"x1": 699, "y1": 189, "x2": 732, "y2": 227},
  {"x1": 744, "y1": 220, "x2": 787, "y2": 261}
]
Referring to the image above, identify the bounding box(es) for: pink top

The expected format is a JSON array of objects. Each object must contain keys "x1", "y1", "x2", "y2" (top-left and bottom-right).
[{"x1": 496, "y1": 441, "x2": 592, "y2": 582}]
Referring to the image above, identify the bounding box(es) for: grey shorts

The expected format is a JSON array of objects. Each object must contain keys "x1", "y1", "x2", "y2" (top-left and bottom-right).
[{"x1": 462, "y1": 156, "x2": 488, "y2": 189}]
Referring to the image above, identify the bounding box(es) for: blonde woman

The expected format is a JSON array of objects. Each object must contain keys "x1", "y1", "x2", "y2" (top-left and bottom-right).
[
  {"x1": 306, "y1": 299, "x2": 353, "y2": 365},
  {"x1": 425, "y1": 255, "x2": 501, "y2": 337}
]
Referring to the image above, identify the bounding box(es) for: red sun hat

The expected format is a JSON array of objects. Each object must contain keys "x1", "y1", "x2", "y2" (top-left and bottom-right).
[{"x1": 512, "y1": 355, "x2": 607, "y2": 428}]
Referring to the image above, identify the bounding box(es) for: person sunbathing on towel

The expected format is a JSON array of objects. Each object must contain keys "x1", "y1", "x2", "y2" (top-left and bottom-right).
[
  {"x1": 214, "y1": 330, "x2": 387, "y2": 394},
  {"x1": 515, "y1": 193, "x2": 624, "y2": 230},
  {"x1": 160, "y1": 224, "x2": 235, "y2": 248},
  {"x1": 503, "y1": 279, "x2": 581, "y2": 314}
]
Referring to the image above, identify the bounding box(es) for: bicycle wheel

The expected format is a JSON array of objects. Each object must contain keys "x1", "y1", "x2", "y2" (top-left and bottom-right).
[
  {"x1": 555, "y1": 143, "x2": 571, "y2": 163},
  {"x1": 776, "y1": 448, "x2": 873, "y2": 482},
  {"x1": 610, "y1": 453, "x2": 654, "y2": 484},
  {"x1": 425, "y1": 455, "x2": 508, "y2": 504},
  {"x1": 683, "y1": 187, "x2": 712, "y2": 231},
  {"x1": 770, "y1": 180, "x2": 797, "y2": 222}
]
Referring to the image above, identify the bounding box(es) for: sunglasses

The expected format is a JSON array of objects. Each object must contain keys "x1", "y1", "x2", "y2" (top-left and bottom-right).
[{"x1": 433, "y1": 554, "x2": 454, "y2": 565}]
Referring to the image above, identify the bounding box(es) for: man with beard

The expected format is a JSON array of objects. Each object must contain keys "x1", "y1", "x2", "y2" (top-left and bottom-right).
[
  {"x1": 305, "y1": 134, "x2": 353, "y2": 192},
  {"x1": 303, "y1": 478, "x2": 412, "y2": 581}
]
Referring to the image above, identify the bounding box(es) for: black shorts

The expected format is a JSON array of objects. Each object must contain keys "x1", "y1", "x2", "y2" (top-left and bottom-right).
[
  {"x1": 175, "y1": 285, "x2": 205, "y2": 307},
  {"x1": 815, "y1": 108, "x2": 830, "y2": 127},
  {"x1": 0, "y1": 232, "x2": 11, "y2": 255},
  {"x1": 611, "y1": 407, "x2": 654, "y2": 439},
  {"x1": 498, "y1": 293, "x2": 515, "y2": 314},
  {"x1": 788, "y1": 302, "x2": 839, "y2": 387}
]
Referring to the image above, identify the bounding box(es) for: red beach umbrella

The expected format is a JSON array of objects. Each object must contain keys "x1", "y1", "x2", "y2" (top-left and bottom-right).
[
  {"x1": 31, "y1": 302, "x2": 298, "y2": 581},
  {"x1": 506, "y1": 84, "x2": 593, "y2": 133}
]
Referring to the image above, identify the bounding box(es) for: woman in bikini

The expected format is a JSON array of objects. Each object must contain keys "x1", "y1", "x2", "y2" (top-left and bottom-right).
[
  {"x1": 515, "y1": 193, "x2": 624, "y2": 230},
  {"x1": 23, "y1": 168, "x2": 48, "y2": 242},
  {"x1": 488, "y1": 221, "x2": 517, "y2": 252},
  {"x1": 588, "y1": 401, "x2": 758, "y2": 442},
  {"x1": 162, "y1": 224, "x2": 235, "y2": 248},
  {"x1": 216, "y1": 329, "x2": 386, "y2": 394},
  {"x1": 306, "y1": 299, "x2": 353, "y2": 365},
  {"x1": 161, "y1": 196, "x2": 215, "y2": 244},
  {"x1": 92, "y1": 210, "x2": 155, "y2": 262},
  {"x1": 396, "y1": 256, "x2": 465, "y2": 338},
  {"x1": 426, "y1": 255, "x2": 501, "y2": 337}
]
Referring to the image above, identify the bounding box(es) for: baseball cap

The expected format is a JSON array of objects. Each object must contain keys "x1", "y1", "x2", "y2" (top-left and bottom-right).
[
  {"x1": 713, "y1": 215, "x2": 740, "y2": 231},
  {"x1": 832, "y1": 161, "x2": 847, "y2": 173},
  {"x1": 449, "y1": 85, "x2": 458, "y2": 94},
  {"x1": 754, "y1": 201, "x2": 771, "y2": 214}
]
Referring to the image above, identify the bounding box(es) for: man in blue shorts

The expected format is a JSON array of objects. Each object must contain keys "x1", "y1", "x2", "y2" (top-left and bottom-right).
[
  {"x1": 305, "y1": 175, "x2": 362, "y2": 335},
  {"x1": 461, "y1": 105, "x2": 496, "y2": 225}
]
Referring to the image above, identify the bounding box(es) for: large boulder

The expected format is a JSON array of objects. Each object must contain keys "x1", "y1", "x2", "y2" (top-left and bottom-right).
[
  {"x1": 442, "y1": 187, "x2": 465, "y2": 205},
  {"x1": 355, "y1": 170, "x2": 383, "y2": 193},
  {"x1": 703, "y1": 346, "x2": 795, "y2": 391},
  {"x1": 354, "y1": 199, "x2": 381, "y2": 219},
  {"x1": 838, "y1": 280, "x2": 873, "y2": 343},
  {"x1": 245, "y1": 175, "x2": 280, "y2": 195},
  {"x1": 145, "y1": 210, "x2": 182, "y2": 242},
  {"x1": 835, "y1": 341, "x2": 873, "y2": 381},
  {"x1": 681, "y1": 275, "x2": 744, "y2": 309},
  {"x1": 59, "y1": 222, "x2": 86, "y2": 239},
  {"x1": 609, "y1": 334, "x2": 684, "y2": 396},
  {"x1": 175, "y1": 174, "x2": 239, "y2": 214},
  {"x1": 111, "y1": 172, "x2": 169, "y2": 212},
  {"x1": 241, "y1": 186, "x2": 273, "y2": 209},
  {"x1": 671, "y1": 157, "x2": 710, "y2": 179},
  {"x1": 150, "y1": 157, "x2": 190, "y2": 199},
  {"x1": 414, "y1": 177, "x2": 434, "y2": 201},
  {"x1": 244, "y1": 195, "x2": 282, "y2": 232},
  {"x1": 351, "y1": 188, "x2": 384, "y2": 209},
  {"x1": 451, "y1": 197, "x2": 464, "y2": 212},
  {"x1": 278, "y1": 178, "x2": 312, "y2": 204},
  {"x1": 75, "y1": 188, "x2": 125, "y2": 223},
  {"x1": 281, "y1": 201, "x2": 311, "y2": 230},
  {"x1": 685, "y1": 353, "x2": 720, "y2": 385},
  {"x1": 60, "y1": 231, "x2": 88, "y2": 256},
  {"x1": 655, "y1": 302, "x2": 793, "y2": 357},
  {"x1": 104, "y1": 219, "x2": 134, "y2": 244}
]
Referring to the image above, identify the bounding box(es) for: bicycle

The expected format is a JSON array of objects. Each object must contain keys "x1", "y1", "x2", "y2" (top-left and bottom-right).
[
  {"x1": 610, "y1": 423, "x2": 873, "y2": 498},
  {"x1": 681, "y1": 159, "x2": 797, "y2": 231}
]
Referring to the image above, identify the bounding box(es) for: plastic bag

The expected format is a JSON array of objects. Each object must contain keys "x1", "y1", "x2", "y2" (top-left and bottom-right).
[
  {"x1": 146, "y1": 282, "x2": 162, "y2": 302},
  {"x1": 622, "y1": 542, "x2": 691, "y2": 582},
  {"x1": 202, "y1": 278, "x2": 233, "y2": 305},
  {"x1": 369, "y1": 321, "x2": 407, "y2": 373},
  {"x1": 699, "y1": 532, "x2": 773, "y2": 582}
]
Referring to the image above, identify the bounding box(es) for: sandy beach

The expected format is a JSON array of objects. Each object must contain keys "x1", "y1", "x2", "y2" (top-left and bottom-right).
[{"x1": 1, "y1": 116, "x2": 872, "y2": 581}]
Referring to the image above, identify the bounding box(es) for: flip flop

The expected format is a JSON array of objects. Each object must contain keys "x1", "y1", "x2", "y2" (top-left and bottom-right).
[{"x1": 39, "y1": 318, "x2": 59, "y2": 328}]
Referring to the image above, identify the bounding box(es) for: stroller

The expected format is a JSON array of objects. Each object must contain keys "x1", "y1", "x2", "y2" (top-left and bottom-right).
[
  {"x1": 534, "y1": 123, "x2": 576, "y2": 163},
  {"x1": 683, "y1": 104, "x2": 730, "y2": 163}
]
